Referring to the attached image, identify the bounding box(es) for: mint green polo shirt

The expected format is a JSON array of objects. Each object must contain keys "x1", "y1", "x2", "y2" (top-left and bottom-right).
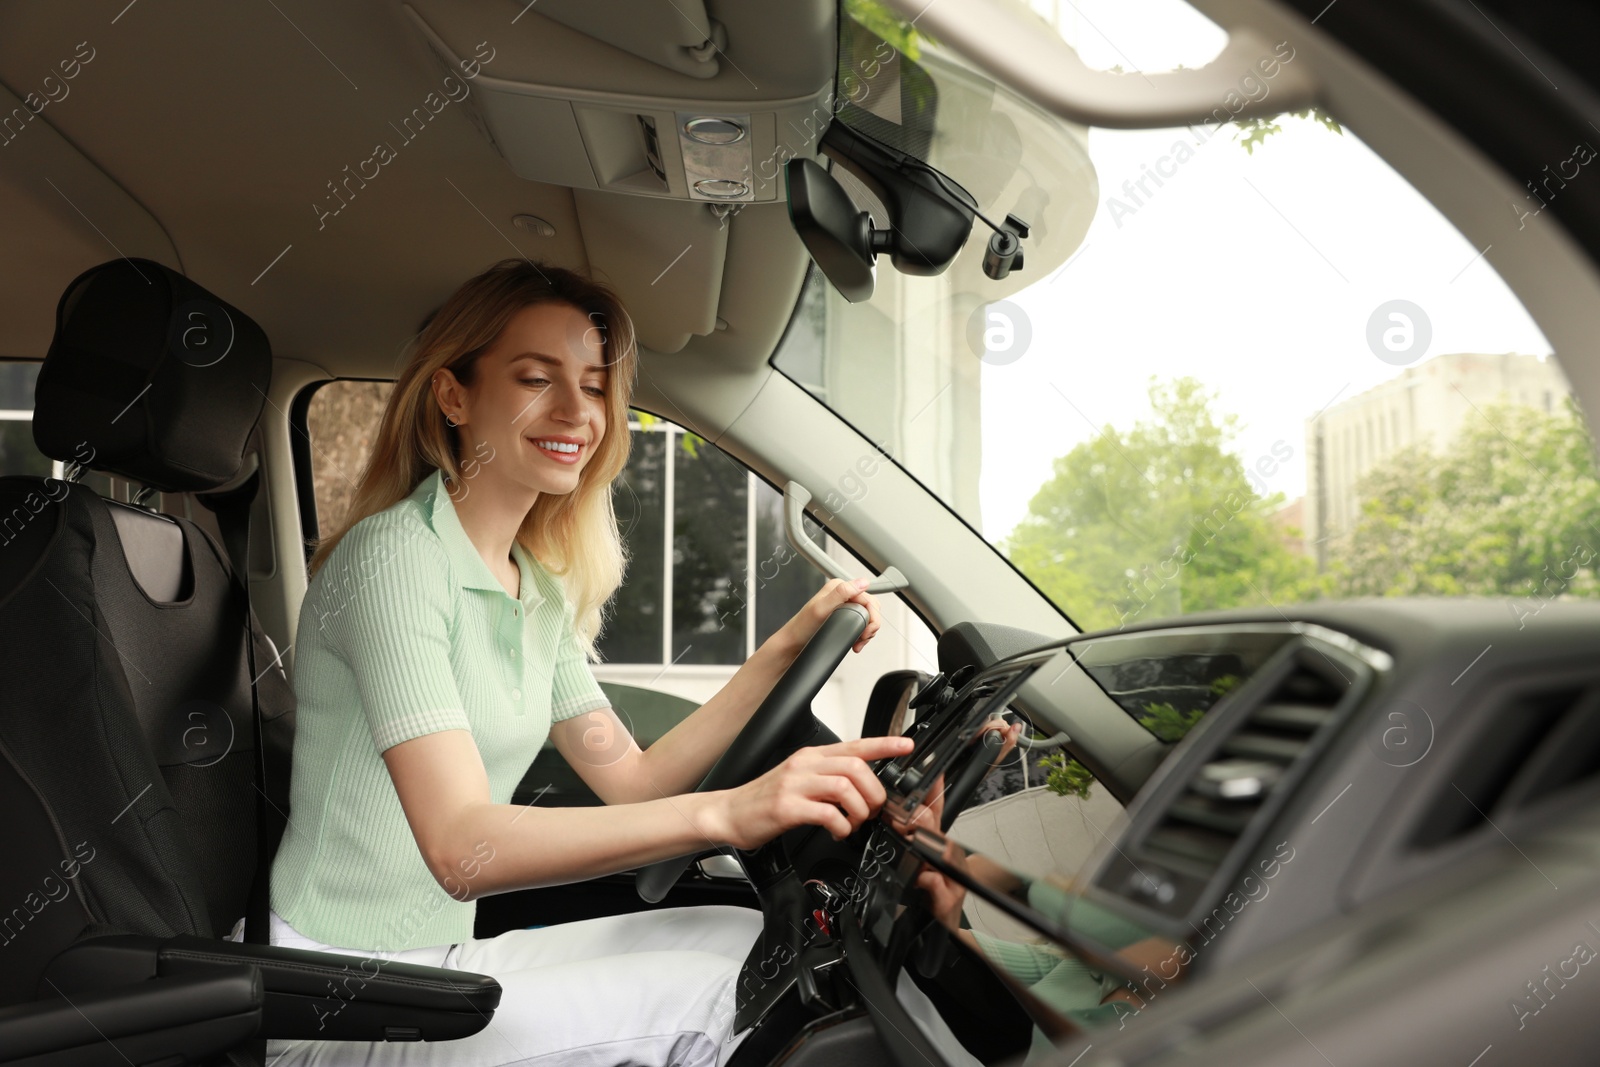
[
  {"x1": 270, "y1": 467, "x2": 612, "y2": 952},
  {"x1": 969, "y1": 879, "x2": 1155, "y2": 1060}
]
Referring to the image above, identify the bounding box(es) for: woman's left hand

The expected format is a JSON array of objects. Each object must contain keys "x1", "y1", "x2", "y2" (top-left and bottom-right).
[{"x1": 775, "y1": 576, "x2": 882, "y2": 656}]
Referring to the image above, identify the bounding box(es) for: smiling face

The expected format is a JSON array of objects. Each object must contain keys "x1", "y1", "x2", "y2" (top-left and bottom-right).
[{"x1": 431, "y1": 300, "x2": 610, "y2": 500}]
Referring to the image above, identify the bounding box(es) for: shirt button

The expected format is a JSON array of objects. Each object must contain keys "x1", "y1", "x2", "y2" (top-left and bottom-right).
[
  {"x1": 511, "y1": 688, "x2": 522, "y2": 702},
  {"x1": 512, "y1": 606, "x2": 520, "y2": 617}
]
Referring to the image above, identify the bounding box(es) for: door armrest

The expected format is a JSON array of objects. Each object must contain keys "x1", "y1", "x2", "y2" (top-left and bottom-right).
[
  {"x1": 0, "y1": 966, "x2": 261, "y2": 1067},
  {"x1": 45, "y1": 932, "x2": 501, "y2": 1043}
]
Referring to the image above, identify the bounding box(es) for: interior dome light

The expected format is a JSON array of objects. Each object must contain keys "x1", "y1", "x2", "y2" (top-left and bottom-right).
[
  {"x1": 684, "y1": 117, "x2": 746, "y2": 145},
  {"x1": 694, "y1": 178, "x2": 748, "y2": 198}
]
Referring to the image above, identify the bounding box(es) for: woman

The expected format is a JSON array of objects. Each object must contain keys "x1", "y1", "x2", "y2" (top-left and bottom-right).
[{"x1": 265, "y1": 258, "x2": 983, "y2": 1067}]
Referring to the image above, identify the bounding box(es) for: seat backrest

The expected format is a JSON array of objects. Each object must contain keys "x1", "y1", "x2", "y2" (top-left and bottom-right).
[{"x1": 0, "y1": 258, "x2": 294, "y2": 1005}]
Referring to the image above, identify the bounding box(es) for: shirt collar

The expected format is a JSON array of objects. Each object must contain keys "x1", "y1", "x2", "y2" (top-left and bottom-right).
[{"x1": 409, "y1": 467, "x2": 546, "y2": 611}]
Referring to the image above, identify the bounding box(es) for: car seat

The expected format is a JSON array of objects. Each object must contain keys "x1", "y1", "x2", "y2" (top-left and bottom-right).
[{"x1": 0, "y1": 258, "x2": 501, "y2": 1067}]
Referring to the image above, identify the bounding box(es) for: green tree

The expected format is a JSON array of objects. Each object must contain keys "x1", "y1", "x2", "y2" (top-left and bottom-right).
[
  {"x1": 1232, "y1": 106, "x2": 1343, "y2": 154},
  {"x1": 1040, "y1": 751, "x2": 1096, "y2": 801},
  {"x1": 843, "y1": 0, "x2": 931, "y2": 58},
  {"x1": 1002, "y1": 377, "x2": 1318, "y2": 632},
  {"x1": 1137, "y1": 701, "x2": 1205, "y2": 743},
  {"x1": 1332, "y1": 397, "x2": 1600, "y2": 601}
]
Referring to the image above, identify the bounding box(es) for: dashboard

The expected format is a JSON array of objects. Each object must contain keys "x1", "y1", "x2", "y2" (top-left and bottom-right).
[{"x1": 867, "y1": 597, "x2": 1600, "y2": 1038}]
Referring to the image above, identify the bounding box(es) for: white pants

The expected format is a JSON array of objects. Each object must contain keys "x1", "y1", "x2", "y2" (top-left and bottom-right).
[{"x1": 263, "y1": 906, "x2": 983, "y2": 1067}]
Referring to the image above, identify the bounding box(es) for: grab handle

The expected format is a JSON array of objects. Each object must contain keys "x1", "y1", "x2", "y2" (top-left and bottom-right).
[{"x1": 785, "y1": 481, "x2": 909, "y2": 595}]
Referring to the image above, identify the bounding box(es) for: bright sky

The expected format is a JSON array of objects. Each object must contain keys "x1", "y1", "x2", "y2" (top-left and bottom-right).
[{"x1": 975, "y1": 0, "x2": 1555, "y2": 542}]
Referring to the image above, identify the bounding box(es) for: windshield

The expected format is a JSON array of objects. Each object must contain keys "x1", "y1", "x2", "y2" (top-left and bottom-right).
[{"x1": 776, "y1": 0, "x2": 1595, "y2": 651}]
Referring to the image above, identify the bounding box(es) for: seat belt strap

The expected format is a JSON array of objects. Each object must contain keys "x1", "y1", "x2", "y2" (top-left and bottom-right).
[{"x1": 197, "y1": 467, "x2": 275, "y2": 948}]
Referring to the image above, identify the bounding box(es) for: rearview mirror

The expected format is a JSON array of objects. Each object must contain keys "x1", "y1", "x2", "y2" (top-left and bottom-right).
[{"x1": 784, "y1": 158, "x2": 878, "y2": 303}]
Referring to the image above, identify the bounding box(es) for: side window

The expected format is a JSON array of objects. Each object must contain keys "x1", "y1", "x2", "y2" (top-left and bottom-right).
[
  {"x1": 597, "y1": 413, "x2": 938, "y2": 743},
  {"x1": 0, "y1": 359, "x2": 113, "y2": 497},
  {"x1": 0, "y1": 362, "x2": 49, "y2": 479},
  {"x1": 304, "y1": 379, "x2": 393, "y2": 538}
]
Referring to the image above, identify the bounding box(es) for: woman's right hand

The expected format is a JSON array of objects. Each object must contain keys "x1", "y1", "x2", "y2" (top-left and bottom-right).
[
  {"x1": 707, "y1": 735, "x2": 914, "y2": 851},
  {"x1": 914, "y1": 835, "x2": 972, "y2": 929},
  {"x1": 881, "y1": 771, "x2": 972, "y2": 929}
]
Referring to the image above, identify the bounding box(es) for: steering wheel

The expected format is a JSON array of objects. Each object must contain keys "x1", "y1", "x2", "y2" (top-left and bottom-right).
[{"x1": 634, "y1": 602, "x2": 871, "y2": 903}]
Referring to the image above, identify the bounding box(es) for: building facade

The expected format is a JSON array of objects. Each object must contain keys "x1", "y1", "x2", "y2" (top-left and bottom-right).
[{"x1": 1305, "y1": 351, "x2": 1571, "y2": 568}]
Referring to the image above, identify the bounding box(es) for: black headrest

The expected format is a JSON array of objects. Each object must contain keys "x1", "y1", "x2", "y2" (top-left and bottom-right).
[{"x1": 32, "y1": 257, "x2": 271, "y2": 494}]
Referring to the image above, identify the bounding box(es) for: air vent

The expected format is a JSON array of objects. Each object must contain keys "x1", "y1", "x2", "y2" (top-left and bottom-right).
[
  {"x1": 1106, "y1": 658, "x2": 1348, "y2": 917},
  {"x1": 1413, "y1": 684, "x2": 1600, "y2": 848}
]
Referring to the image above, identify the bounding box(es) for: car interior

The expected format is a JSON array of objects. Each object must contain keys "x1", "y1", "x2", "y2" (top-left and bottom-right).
[{"x1": 3, "y1": 0, "x2": 1600, "y2": 1065}]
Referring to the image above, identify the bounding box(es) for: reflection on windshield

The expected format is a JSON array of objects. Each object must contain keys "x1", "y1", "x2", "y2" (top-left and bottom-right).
[
  {"x1": 1065, "y1": 625, "x2": 1295, "y2": 740},
  {"x1": 1082, "y1": 653, "x2": 1239, "y2": 742},
  {"x1": 901, "y1": 812, "x2": 1189, "y2": 1058},
  {"x1": 905, "y1": 816, "x2": 1300, "y2": 1059},
  {"x1": 874, "y1": 625, "x2": 1334, "y2": 1059}
]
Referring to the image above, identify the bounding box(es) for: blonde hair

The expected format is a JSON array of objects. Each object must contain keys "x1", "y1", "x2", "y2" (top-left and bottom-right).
[{"x1": 307, "y1": 258, "x2": 639, "y2": 658}]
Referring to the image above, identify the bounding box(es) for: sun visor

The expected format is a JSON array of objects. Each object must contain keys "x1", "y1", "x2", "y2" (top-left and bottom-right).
[
  {"x1": 401, "y1": 3, "x2": 832, "y2": 206},
  {"x1": 574, "y1": 190, "x2": 728, "y2": 353},
  {"x1": 508, "y1": 0, "x2": 725, "y2": 81}
]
